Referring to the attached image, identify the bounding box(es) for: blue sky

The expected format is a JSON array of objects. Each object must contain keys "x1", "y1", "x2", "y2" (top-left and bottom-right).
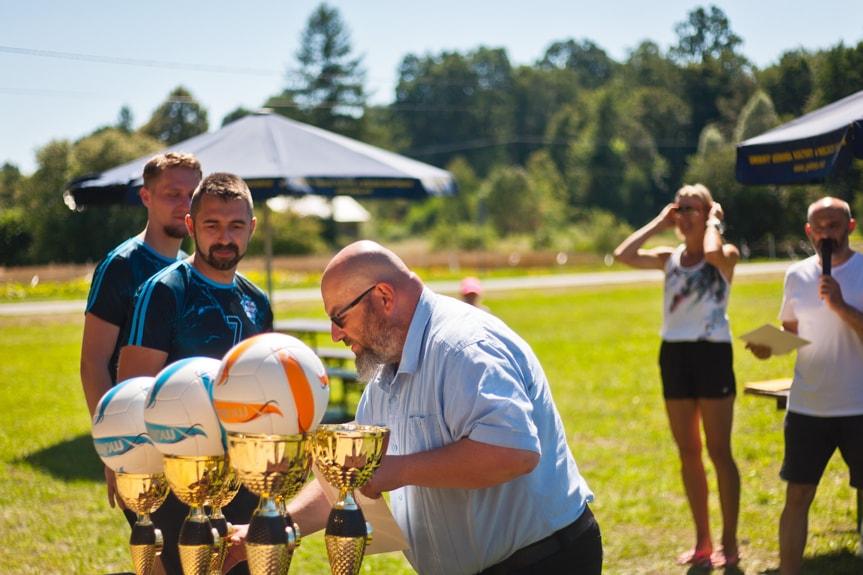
[{"x1": 2, "y1": 0, "x2": 861, "y2": 175}]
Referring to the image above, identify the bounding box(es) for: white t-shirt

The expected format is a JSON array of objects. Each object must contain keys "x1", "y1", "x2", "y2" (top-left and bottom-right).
[
  {"x1": 660, "y1": 245, "x2": 733, "y2": 342},
  {"x1": 780, "y1": 252, "x2": 863, "y2": 416}
]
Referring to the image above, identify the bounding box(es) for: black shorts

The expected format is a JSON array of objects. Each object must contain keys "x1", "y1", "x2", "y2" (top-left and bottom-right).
[
  {"x1": 659, "y1": 341, "x2": 736, "y2": 400},
  {"x1": 781, "y1": 411, "x2": 863, "y2": 487}
]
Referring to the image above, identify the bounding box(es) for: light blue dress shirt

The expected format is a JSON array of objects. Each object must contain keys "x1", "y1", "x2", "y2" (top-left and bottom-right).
[{"x1": 356, "y1": 288, "x2": 594, "y2": 575}]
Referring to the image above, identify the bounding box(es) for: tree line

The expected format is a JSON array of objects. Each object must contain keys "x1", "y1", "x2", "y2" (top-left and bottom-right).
[{"x1": 1, "y1": 3, "x2": 862, "y2": 267}]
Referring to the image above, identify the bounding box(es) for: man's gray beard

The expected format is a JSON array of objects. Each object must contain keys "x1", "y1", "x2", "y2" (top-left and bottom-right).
[
  {"x1": 355, "y1": 352, "x2": 384, "y2": 383},
  {"x1": 354, "y1": 310, "x2": 403, "y2": 383}
]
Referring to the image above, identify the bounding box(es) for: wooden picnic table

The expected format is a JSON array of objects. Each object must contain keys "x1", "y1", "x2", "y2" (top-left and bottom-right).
[{"x1": 743, "y1": 378, "x2": 791, "y2": 410}]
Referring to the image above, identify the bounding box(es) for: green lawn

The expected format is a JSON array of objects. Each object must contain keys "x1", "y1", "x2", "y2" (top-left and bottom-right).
[{"x1": 1, "y1": 275, "x2": 861, "y2": 574}]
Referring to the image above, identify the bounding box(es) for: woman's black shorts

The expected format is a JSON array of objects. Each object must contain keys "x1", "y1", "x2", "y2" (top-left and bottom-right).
[{"x1": 659, "y1": 340, "x2": 736, "y2": 399}]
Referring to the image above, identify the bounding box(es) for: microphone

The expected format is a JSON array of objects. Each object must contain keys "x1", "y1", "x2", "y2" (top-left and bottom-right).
[{"x1": 820, "y1": 239, "x2": 834, "y2": 276}]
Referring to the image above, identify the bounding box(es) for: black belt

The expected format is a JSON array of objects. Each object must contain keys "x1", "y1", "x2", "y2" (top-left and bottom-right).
[{"x1": 478, "y1": 506, "x2": 596, "y2": 575}]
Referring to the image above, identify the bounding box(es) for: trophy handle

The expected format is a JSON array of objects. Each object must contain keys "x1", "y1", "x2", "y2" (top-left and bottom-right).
[{"x1": 277, "y1": 497, "x2": 302, "y2": 549}]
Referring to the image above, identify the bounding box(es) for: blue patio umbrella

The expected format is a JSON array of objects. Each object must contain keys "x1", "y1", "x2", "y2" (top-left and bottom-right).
[
  {"x1": 65, "y1": 111, "x2": 458, "y2": 208},
  {"x1": 64, "y1": 111, "x2": 458, "y2": 295},
  {"x1": 736, "y1": 89, "x2": 863, "y2": 185}
]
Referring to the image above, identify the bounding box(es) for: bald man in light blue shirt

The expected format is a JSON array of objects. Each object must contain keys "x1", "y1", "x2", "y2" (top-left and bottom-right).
[{"x1": 284, "y1": 240, "x2": 602, "y2": 575}]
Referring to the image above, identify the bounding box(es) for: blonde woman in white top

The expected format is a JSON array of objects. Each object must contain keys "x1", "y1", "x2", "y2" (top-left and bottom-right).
[{"x1": 614, "y1": 183, "x2": 741, "y2": 569}]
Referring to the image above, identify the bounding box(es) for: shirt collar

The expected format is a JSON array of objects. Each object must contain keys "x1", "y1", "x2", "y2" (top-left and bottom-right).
[
  {"x1": 369, "y1": 287, "x2": 435, "y2": 393},
  {"x1": 398, "y1": 287, "x2": 435, "y2": 375}
]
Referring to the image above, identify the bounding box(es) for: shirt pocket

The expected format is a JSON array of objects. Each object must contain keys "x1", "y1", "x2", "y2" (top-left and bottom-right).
[{"x1": 406, "y1": 414, "x2": 443, "y2": 453}]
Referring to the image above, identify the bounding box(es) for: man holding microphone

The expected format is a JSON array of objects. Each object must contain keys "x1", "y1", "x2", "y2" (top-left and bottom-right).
[{"x1": 747, "y1": 196, "x2": 863, "y2": 574}]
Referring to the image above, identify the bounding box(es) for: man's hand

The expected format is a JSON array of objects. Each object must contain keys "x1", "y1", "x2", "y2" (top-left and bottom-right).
[
  {"x1": 222, "y1": 524, "x2": 249, "y2": 573},
  {"x1": 105, "y1": 465, "x2": 127, "y2": 510},
  {"x1": 359, "y1": 457, "x2": 396, "y2": 500},
  {"x1": 745, "y1": 342, "x2": 772, "y2": 360},
  {"x1": 819, "y1": 275, "x2": 845, "y2": 310}
]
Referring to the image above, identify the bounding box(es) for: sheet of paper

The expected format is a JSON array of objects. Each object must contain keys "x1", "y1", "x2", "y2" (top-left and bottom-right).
[
  {"x1": 738, "y1": 323, "x2": 809, "y2": 355},
  {"x1": 314, "y1": 467, "x2": 409, "y2": 555}
]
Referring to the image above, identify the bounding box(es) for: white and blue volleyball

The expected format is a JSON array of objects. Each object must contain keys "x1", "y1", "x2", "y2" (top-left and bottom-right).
[
  {"x1": 144, "y1": 356, "x2": 225, "y2": 457},
  {"x1": 92, "y1": 376, "x2": 164, "y2": 474}
]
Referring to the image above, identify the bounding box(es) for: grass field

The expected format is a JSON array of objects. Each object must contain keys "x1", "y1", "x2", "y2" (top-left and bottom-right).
[{"x1": 1, "y1": 274, "x2": 861, "y2": 574}]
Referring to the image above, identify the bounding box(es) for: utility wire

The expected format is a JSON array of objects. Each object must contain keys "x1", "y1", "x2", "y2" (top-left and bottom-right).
[{"x1": 0, "y1": 45, "x2": 279, "y2": 76}]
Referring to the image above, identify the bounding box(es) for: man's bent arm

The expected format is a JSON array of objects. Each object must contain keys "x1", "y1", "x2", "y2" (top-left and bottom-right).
[
  {"x1": 117, "y1": 345, "x2": 170, "y2": 380},
  {"x1": 285, "y1": 478, "x2": 331, "y2": 535},
  {"x1": 360, "y1": 438, "x2": 539, "y2": 499},
  {"x1": 827, "y1": 294, "x2": 863, "y2": 340},
  {"x1": 81, "y1": 313, "x2": 125, "y2": 509},
  {"x1": 80, "y1": 313, "x2": 121, "y2": 416}
]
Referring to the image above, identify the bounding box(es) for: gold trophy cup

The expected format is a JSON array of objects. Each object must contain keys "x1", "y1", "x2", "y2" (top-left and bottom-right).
[
  {"x1": 162, "y1": 455, "x2": 233, "y2": 575},
  {"x1": 312, "y1": 424, "x2": 390, "y2": 575},
  {"x1": 227, "y1": 432, "x2": 313, "y2": 575},
  {"x1": 115, "y1": 472, "x2": 170, "y2": 575}
]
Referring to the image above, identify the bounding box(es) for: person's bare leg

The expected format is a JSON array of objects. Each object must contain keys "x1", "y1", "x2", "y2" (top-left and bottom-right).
[
  {"x1": 701, "y1": 395, "x2": 740, "y2": 561},
  {"x1": 666, "y1": 399, "x2": 712, "y2": 559},
  {"x1": 779, "y1": 482, "x2": 817, "y2": 575}
]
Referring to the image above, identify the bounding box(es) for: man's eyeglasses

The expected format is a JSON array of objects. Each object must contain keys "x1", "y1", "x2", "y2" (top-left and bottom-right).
[
  {"x1": 674, "y1": 206, "x2": 701, "y2": 217},
  {"x1": 329, "y1": 284, "x2": 376, "y2": 328}
]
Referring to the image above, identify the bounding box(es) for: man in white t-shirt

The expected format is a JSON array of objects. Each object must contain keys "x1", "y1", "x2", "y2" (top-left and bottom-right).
[{"x1": 747, "y1": 197, "x2": 863, "y2": 574}]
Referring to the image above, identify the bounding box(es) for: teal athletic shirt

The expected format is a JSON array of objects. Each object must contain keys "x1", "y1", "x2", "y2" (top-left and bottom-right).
[
  {"x1": 125, "y1": 260, "x2": 273, "y2": 364},
  {"x1": 86, "y1": 237, "x2": 185, "y2": 384}
]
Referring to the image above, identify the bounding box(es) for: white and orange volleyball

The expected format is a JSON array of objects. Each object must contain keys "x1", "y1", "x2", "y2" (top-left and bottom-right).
[
  {"x1": 213, "y1": 332, "x2": 330, "y2": 435},
  {"x1": 92, "y1": 376, "x2": 164, "y2": 474},
  {"x1": 144, "y1": 356, "x2": 226, "y2": 457}
]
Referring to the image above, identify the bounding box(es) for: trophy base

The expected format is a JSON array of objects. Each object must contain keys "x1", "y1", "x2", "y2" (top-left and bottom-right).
[
  {"x1": 324, "y1": 534, "x2": 367, "y2": 575},
  {"x1": 246, "y1": 542, "x2": 295, "y2": 575},
  {"x1": 178, "y1": 518, "x2": 219, "y2": 575},
  {"x1": 129, "y1": 544, "x2": 158, "y2": 575},
  {"x1": 128, "y1": 519, "x2": 162, "y2": 575},
  {"x1": 325, "y1": 507, "x2": 371, "y2": 575},
  {"x1": 245, "y1": 509, "x2": 296, "y2": 575},
  {"x1": 179, "y1": 543, "x2": 217, "y2": 575}
]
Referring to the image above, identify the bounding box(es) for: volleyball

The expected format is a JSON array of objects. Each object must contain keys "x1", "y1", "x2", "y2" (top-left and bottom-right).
[
  {"x1": 213, "y1": 332, "x2": 330, "y2": 435},
  {"x1": 91, "y1": 376, "x2": 164, "y2": 474},
  {"x1": 143, "y1": 356, "x2": 226, "y2": 457}
]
